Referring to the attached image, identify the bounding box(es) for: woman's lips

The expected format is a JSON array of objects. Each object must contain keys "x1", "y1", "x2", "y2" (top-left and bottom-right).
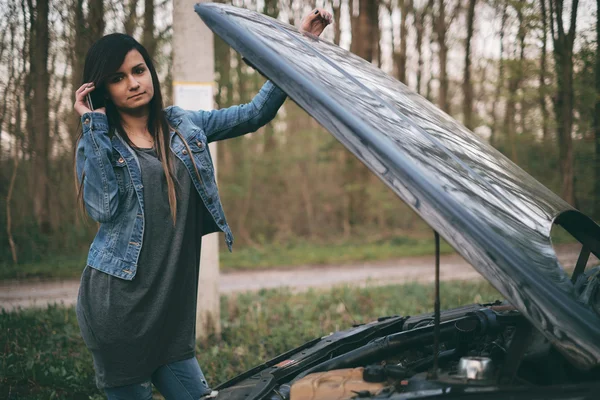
[{"x1": 129, "y1": 92, "x2": 145, "y2": 99}]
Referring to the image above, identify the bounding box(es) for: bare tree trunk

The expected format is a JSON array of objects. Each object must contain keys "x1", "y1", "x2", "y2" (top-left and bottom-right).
[
  {"x1": 595, "y1": 0, "x2": 600, "y2": 218},
  {"x1": 435, "y1": 0, "x2": 448, "y2": 112},
  {"x1": 4, "y1": 2, "x2": 20, "y2": 262},
  {"x1": 372, "y1": 0, "x2": 381, "y2": 67},
  {"x1": 548, "y1": 0, "x2": 579, "y2": 205},
  {"x1": 415, "y1": 1, "x2": 433, "y2": 94},
  {"x1": 299, "y1": 161, "x2": 315, "y2": 236},
  {"x1": 23, "y1": 0, "x2": 33, "y2": 160},
  {"x1": 463, "y1": 0, "x2": 476, "y2": 130},
  {"x1": 0, "y1": 2, "x2": 16, "y2": 150},
  {"x1": 426, "y1": 29, "x2": 435, "y2": 102},
  {"x1": 490, "y1": 1, "x2": 507, "y2": 147},
  {"x1": 29, "y1": 0, "x2": 51, "y2": 233},
  {"x1": 237, "y1": 151, "x2": 259, "y2": 247},
  {"x1": 214, "y1": 31, "x2": 232, "y2": 171},
  {"x1": 88, "y1": 0, "x2": 105, "y2": 42},
  {"x1": 0, "y1": 2, "x2": 16, "y2": 162},
  {"x1": 517, "y1": 5, "x2": 527, "y2": 136},
  {"x1": 352, "y1": 0, "x2": 377, "y2": 61},
  {"x1": 68, "y1": 0, "x2": 85, "y2": 147},
  {"x1": 434, "y1": 0, "x2": 459, "y2": 113},
  {"x1": 415, "y1": 7, "x2": 424, "y2": 93},
  {"x1": 345, "y1": 0, "x2": 378, "y2": 231},
  {"x1": 262, "y1": 0, "x2": 279, "y2": 152},
  {"x1": 333, "y1": 0, "x2": 341, "y2": 45},
  {"x1": 7, "y1": 136, "x2": 20, "y2": 264},
  {"x1": 540, "y1": 0, "x2": 550, "y2": 140},
  {"x1": 503, "y1": 4, "x2": 525, "y2": 161},
  {"x1": 124, "y1": 0, "x2": 139, "y2": 36},
  {"x1": 395, "y1": 0, "x2": 409, "y2": 84},
  {"x1": 229, "y1": 52, "x2": 249, "y2": 234},
  {"x1": 143, "y1": 0, "x2": 156, "y2": 59},
  {"x1": 69, "y1": 0, "x2": 104, "y2": 145}
]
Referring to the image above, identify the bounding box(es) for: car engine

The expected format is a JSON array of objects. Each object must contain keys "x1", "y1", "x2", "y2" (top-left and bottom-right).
[{"x1": 257, "y1": 301, "x2": 600, "y2": 400}]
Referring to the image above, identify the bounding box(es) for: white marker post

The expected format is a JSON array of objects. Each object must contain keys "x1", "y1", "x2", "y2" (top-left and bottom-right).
[{"x1": 173, "y1": 0, "x2": 221, "y2": 340}]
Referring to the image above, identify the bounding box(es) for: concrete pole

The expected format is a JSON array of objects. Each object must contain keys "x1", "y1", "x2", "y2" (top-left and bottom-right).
[{"x1": 172, "y1": 0, "x2": 221, "y2": 340}]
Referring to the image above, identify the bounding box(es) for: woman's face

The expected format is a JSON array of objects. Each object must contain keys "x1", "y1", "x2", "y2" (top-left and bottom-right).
[{"x1": 105, "y1": 49, "x2": 154, "y2": 112}]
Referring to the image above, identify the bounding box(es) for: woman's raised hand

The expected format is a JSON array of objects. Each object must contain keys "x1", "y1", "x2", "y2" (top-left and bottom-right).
[
  {"x1": 300, "y1": 8, "x2": 332, "y2": 37},
  {"x1": 74, "y1": 82, "x2": 105, "y2": 116}
]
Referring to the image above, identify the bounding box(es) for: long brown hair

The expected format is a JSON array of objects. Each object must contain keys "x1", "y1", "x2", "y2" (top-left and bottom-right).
[{"x1": 75, "y1": 33, "x2": 182, "y2": 223}]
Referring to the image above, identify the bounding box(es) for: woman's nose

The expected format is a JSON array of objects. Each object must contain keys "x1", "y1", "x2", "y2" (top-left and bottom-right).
[{"x1": 128, "y1": 75, "x2": 140, "y2": 89}]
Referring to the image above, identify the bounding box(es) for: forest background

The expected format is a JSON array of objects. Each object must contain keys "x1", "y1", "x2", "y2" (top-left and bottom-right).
[{"x1": 1, "y1": 0, "x2": 598, "y2": 273}]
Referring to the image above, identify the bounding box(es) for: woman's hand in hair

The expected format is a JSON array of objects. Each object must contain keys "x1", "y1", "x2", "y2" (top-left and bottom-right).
[
  {"x1": 74, "y1": 82, "x2": 106, "y2": 116},
  {"x1": 300, "y1": 8, "x2": 332, "y2": 37}
]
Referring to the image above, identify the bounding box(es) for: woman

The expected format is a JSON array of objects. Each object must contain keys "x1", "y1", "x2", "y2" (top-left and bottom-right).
[{"x1": 73, "y1": 8, "x2": 331, "y2": 400}]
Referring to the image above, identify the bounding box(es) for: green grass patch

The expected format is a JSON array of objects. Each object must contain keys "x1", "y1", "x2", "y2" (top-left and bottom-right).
[
  {"x1": 0, "y1": 254, "x2": 88, "y2": 281},
  {"x1": 1, "y1": 280, "x2": 501, "y2": 399},
  {"x1": 1, "y1": 230, "x2": 579, "y2": 282},
  {"x1": 219, "y1": 236, "x2": 455, "y2": 271},
  {"x1": 0, "y1": 236, "x2": 455, "y2": 281}
]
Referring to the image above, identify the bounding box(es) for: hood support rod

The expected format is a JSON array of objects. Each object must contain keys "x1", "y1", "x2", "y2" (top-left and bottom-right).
[
  {"x1": 572, "y1": 246, "x2": 590, "y2": 283},
  {"x1": 429, "y1": 231, "x2": 441, "y2": 379}
]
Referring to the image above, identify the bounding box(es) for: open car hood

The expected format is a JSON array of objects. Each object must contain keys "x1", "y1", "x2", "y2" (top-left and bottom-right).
[{"x1": 195, "y1": 3, "x2": 600, "y2": 369}]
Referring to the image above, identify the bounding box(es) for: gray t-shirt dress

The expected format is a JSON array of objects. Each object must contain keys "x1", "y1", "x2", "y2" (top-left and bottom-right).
[{"x1": 76, "y1": 146, "x2": 206, "y2": 389}]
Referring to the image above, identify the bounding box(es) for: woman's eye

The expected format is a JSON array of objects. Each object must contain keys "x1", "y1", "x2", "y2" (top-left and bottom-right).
[
  {"x1": 112, "y1": 76, "x2": 123, "y2": 83},
  {"x1": 135, "y1": 67, "x2": 145, "y2": 74}
]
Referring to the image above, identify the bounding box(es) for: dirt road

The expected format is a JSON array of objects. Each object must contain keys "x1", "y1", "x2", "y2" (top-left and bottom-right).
[{"x1": 0, "y1": 243, "x2": 595, "y2": 311}]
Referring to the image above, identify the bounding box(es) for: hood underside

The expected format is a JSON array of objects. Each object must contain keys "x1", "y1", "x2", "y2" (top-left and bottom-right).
[{"x1": 195, "y1": 3, "x2": 600, "y2": 369}]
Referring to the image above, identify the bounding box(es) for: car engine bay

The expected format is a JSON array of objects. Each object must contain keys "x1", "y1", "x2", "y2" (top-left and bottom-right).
[{"x1": 216, "y1": 293, "x2": 600, "y2": 400}]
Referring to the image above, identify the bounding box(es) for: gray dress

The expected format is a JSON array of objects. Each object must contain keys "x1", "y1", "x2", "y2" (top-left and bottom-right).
[{"x1": 76, "y1": 146, "x2": 206, "y2": 389}]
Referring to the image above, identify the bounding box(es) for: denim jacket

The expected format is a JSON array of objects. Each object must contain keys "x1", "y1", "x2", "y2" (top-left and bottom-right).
[{"x1": 76, "y1": 81, "x2": 287, "y2": 280}]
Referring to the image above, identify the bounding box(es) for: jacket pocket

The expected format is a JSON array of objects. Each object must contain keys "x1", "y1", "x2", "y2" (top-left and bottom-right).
[
  {"x1": 188, "y1": 131, "x2": 207, "y2": 153},
  {"x1": 188, "y1": 132, "x2": 214, "y2": 173},
  {"x1": 112, "y1": 152, "x2": 131, "y2": 194}
]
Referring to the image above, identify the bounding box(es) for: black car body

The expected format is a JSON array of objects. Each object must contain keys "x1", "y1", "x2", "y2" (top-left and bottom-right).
[{"x1": 194, "y1": 3, "x2": 600, "y2": 399}]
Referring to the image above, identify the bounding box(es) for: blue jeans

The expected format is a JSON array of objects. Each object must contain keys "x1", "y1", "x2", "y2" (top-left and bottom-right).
[{"x1": 104, "y1": 357, "x2": 213, "y2": 400}]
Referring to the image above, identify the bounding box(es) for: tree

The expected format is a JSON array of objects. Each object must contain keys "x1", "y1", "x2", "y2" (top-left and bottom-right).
[
  {"x1": 433, "y1": 0, "x2": 461, "y2": 113},
  {"x1": 69, "y1": 0, "x2": 105, "y2": 145},
  {"x1": 262, "y1": 0, "x2": 278, "y2": 151},
  {"x1": 595, "y1": 0, "x2": 600, "y2": 218},
  {"x1": 463, "y1": 0, "x2": 476, "y2": 129},
  {"x1": 413, "y1": 1, "x2": 433, "y2": 94},
  {"x1": 539, "y1": 0, "x2": 550, "y2": 139},
  {"x1": 88, "y1": 0, "x2": 104, "y2": 40},
  {"x1": 547, "y1": 0, "x2": 579, "y2": 205},
  {"x1": 345, "y1": 0, "x2": 380, "y2": 231},
  {"x1": 490, "y1": 0, "x2": 508, "y2": 146},
  {"x1": 142, "y1": 0, "x2": 156, "y2": 59},
  {"x1": 124, "y1": 0, "x2": 139, "y2": 36},
  {"x1": 29, "y1": 0, "x2": 51, "y2": 233},
  {"x1": 503, "y1": 1, "x2": 528, "y2": 162},
  {"x1": 395, "y1": 0, "x2": 410, "y2": 84},
  {"x1": 3, "y1": 0, "x2": 23, "y2": 263},
  {"x1": 333, "y1": 0, "x2": 341, "y2": 45}
]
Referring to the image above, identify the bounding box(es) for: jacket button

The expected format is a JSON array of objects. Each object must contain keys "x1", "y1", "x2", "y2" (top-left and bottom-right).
[
  {"x1": 197, "y1": 141, "x2": 204, "y2": 149},
  {"x1": 182, "y1": 149, "x2": 188, "y2": 155},
  {"x1": 84, "y1": 118, "x2": 90, "y2": 124},
  {"x1": 118, "y1": 157, "x2": 124, "y2": 163}
]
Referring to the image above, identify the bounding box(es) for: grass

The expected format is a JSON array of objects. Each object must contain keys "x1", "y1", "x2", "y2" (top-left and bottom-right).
[
  {"x1": 0, "y1": 254, "x2": 89, "y2": 281},
  {"x1": 0, "y1": 227, "x2": 578, "y2": 282},
  {"x1": 0, "y1": 236, "x2": 455, "y2": 281},
  {"x1": 219, "y1": 236, "x2": 455, "y2": 271},
  {"x1": 1, "y1": 280, "x2": 501, "y2": 399}
]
